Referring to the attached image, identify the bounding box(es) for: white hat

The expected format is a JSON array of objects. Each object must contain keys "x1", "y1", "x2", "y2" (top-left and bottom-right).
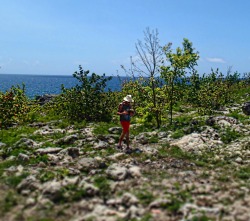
[{"x1": 123, "y1": 95, "x2": 134, "y2": 102}]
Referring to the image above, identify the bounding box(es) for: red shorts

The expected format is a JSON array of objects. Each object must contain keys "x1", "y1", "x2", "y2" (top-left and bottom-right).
[{"x1": 120, "y1": 121, "x2": 130, "y2": 133}]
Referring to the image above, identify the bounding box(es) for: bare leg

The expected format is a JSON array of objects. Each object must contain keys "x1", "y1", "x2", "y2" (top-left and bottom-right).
[
  {"x1": 126, "y1": 131, "x2": 130, "y2": 148},
  {"x1": 118, "y1": 130, "x2": 126, "y2": 147}
]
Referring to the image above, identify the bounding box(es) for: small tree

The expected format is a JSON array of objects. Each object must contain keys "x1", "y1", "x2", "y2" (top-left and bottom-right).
[
  {"x1": 0, "y1": 84, "x2": 30, "y2": 128},
  {"x1": 56, "y1": 65, "x2": 113, "y2": 122},
  {"x1": 121, "y1": 28, "x2": 165, "y2": 128},
  {"x1": 161, "y1": 38, "x2": 199, "y2": 125}
]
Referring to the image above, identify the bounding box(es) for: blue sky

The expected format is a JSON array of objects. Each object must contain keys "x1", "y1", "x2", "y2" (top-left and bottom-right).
[{"x1": 0, "y1": 0, "x2": 250, "y2": 76}]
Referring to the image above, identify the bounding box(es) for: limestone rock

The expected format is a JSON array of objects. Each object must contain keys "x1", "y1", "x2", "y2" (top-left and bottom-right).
[
  {"x1": 77, "y1": 157, "x2": 99, "y2": 171},
  {"x1": 36, "y1": 147, "x2": 63, "y2": 155},
  {"x1": 242, "y1": 101, "x2": 250, "y2": 115},
  {"x1": 106, "y1": 164, "x2": 128, "y2": 181}
]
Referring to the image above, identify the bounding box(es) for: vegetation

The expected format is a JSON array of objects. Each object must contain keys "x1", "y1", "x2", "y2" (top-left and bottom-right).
[
  {"x1": 161, "y1": 38, "x2": 199, "y2": 125},
  {"x1": 0, "y1": 29, "x2": 250, "y2": 221}
]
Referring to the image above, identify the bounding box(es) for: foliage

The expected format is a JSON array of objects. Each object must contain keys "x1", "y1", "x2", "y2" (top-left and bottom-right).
[
  {"x1": 161, "y1": 38, "x2": 199, "y2": 125},
  {"x1": 53, "y1": 65, "x2": 114, "y2": 122},
  {"x1": 39, "y1": 170, "x2": 57, "y2": 183},
  {"x1": 93, "y1": 121, "x2": 118, "y2": 135},
  {"x1": 121, "y1": 28, "x2": 165, "y2": 128},
  {"x1": 188, "y1": 69, "x2": 242, "y2": 114},
  {"x1": 135, "y1": 189, "x2": 155, "y2": 206},
  {"x1": 0, "y1": 126, "x2": 36, "y2": 146},
  {"x1": 220, "y1": 128, "x2": 241, "y2": 144},
  {"x1": 93, "y1": 175, "x2": 111, "y2": 200},
  {"x1": 0, "y1": 85, "x2": 30, "y2": 128},
  {"x1": 0, "y1": 191, "x2": 18, "y2": 214},
  {"x1": 0, "y1": 160, "x2": 19, "y2": 176},
  {"x1": 191, "y1": 215, "x2": 211, "y2": 221},
  {"x1": 235, "y1": 167, "x2": 250, "y2": 180},
  {"x1": 171, "y1": 129, "x2": 185, "y2": 139},
  {"x1": 4, "y1": 172, "x2": 29, "y2": 188}
]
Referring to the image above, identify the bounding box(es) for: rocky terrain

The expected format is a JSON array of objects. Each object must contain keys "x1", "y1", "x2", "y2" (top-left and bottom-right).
[{"x1": 0, "y1": 104, "x2": 249, "y2": 221}]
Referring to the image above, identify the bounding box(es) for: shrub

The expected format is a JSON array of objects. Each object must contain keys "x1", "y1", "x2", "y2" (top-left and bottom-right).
[
  {"x1": 53, "y1": 66, "x2": 115, "y2": 122},
  {"x1": 220, "y1": 128, "x2": 241, "y2": 144},
  {"x1": 0, "y1": 85, "x2": 30, "y2": 128},
  {"x1": 93, "y1": 175, "x2": 111, "y2": 200},
  {"x1": 171, "y1": 129, "x2": 185, "y2": 139},
  {"x1": 135, "y1": 189, "x2": 155, "y2": 206}
]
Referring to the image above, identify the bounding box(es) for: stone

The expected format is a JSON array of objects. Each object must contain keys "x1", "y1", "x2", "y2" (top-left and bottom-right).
[
  {"x1": 14, "y1": 138, "x2": 39, "y2": 149},
  {"x1": 0, "y1": 142, "x2": 6, "y2": 148},
  {"x1": 149, "y1": 198, "x2": 171, "y2": 209},
  {"x1": 17, "y1": 153, "x2": 30, "y2": 161},
  {"x1": 157, "y1": 132, "x2": 168, "y2": 139},
  {"x1": 93, "y1": 140, "x2": 109, "y2": 149},
  {"x1": 34, "y1": 126, "x2": 65, "y2": 136},
  {"x1": 235, "y1": 157, "x2": 243, "y2": 164},
  {"x1": 35, "y1": 94, "x2": 57, "y2": 105},
  {"x1": 242, "y1": 101, "x2": 250, "y2": 115},
  {"x1": 128, "y1": 166, "x2": 141, "y2": 178},
  {"x1": 36, "y1": 147, "x2": 63, "y2": 155},
  {"x1": 108, "y1": 127, "x2": 122, "y2": 134},
  {"x1": 17, "y1": 175, "x2": 41, "y2": 193},
  {"x1": 121, "y1": 193, "x2": 139, "y2": 207},
  {"x1": 67, "y1": 147, "x2": 80, "y2": 158},
  {"x1": 135, "y1": 133, "x2": 149, "y2": 145},
  {"x1": 55, "y1": 134, "x2": 78, "y2": 145},
  {"x1": 106, "y1": 164, "x2": 128, "y2": 181},
  {"x1": 77, "y1": 157, "x2": 99, "y2": 171},
  {"x1": 42, "y1": 180, "x2": 62, "y2": 202},
  {"x1": 79, "y1": 181, "x2": 99, "y2": 196}
]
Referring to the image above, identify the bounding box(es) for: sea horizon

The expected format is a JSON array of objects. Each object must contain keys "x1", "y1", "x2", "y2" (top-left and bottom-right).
[{"x1": 0, "y1": 73, "x2": 126, "y2": 99}]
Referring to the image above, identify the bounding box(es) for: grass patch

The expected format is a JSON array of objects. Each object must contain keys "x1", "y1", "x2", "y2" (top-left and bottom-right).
[
  {"x1": 0, "y1": 160, "x2": 19, "y2": 176},
  {"x1": 167, "y1": 146, "x2": 191, "y2": 159},
  {"x1": 50, "y1": 184, "x2": 87, "y2": 204},
  {"x1": 93, "y1": 122, "x2": 118, "y2": 135},
  {"x1": 0, "y1": 191, "x2": 18, "y2": 214},
  {"x1": 0, "y1": 126, "x2": 36, "y2": 146},
  {"x1": 235, "y1": 167, "x2": 250, "y2": 180},
  {"x1": 220, "y1": 128, "x2": 241, "y2": 144},
  {"x1": 4, "y1": 172, "x2": 30, "y2": 187},
  {"x1": 148, "y1": 136, "x2": 159, "y2": 143},
  {"x1": 135, "y1": 189, "x2": 155, "y2": 206},
  {"x1": 157, "y1": 144, "x2": 170, "y2": 158},
  {"x1": 191, "y1": 215, "x2": 212, "y2": 221},
  {"x1": 93, "y1": 175, "x2": 111, "y2": 199},
  {"x1": 39, "y1": 170, "x2": 56, "y2": 183},
  {"x1": 226, "y1": 110, "x2": 249, "y2": 122},
  {"x1": 117, "y1": 214, "x2": 152, "y2": 221},
  {"x1": 171, "y1": 129, "x2": 185, "y2": 139},
  {"x1": 130, "y1": 124, "x2": 154, "y2": 136}
]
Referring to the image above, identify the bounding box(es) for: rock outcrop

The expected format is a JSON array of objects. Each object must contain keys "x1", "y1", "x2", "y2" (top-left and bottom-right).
[{"x1": 0, "y1": 110, "x2": 249, "y2": 221}]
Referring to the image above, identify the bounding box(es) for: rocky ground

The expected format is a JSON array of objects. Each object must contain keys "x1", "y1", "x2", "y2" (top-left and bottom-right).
[{"x1": 0, "y1": 105, "x2": 249, "y2": 221}]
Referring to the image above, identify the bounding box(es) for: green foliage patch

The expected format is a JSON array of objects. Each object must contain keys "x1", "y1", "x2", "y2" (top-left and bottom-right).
[
  {"x1": 0, "y1": 191, "x2": 18, "y2": 214},
  {"x1": 135, "y1": 189, "x2": 155, "y2": 206},
  {"x1": 220, "y1": 128, "x2": 241, "y2": 144}
]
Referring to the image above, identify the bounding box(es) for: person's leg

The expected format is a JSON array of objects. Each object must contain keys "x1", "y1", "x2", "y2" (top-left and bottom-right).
[
  {"x1": 118, "y1": 121, "x2": 130, "y2": 147},
  {"x1": 123, "y1": 121, "x2": 130, "y2": 149},
  {"x1": 118, "y1": 130, "x2": 126, "y2": 147},
  {"x1": 118, "y1": 121, "x2": 127, "y2": 147},
  {"x1": 125, "y1": 131, "x2": 130, "y2": 148}
]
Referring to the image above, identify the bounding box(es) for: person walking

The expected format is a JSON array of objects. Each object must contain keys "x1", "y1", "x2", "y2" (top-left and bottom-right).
[{"x1": 117, "y1": 95, "x2": 134, "y2": 153}]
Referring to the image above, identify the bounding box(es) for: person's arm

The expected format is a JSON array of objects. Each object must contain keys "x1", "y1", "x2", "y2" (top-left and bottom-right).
[{"x1": 117, "y1": 104, "x2": 127, "y2": 115}]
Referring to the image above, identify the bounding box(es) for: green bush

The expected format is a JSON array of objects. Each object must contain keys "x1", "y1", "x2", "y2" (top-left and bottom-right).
[
  {"x1": 53, "y1": 66, "x2": 115, "y2": 122},
  {"x1": 0, "y1": 85, "x2": 30, "y2": 128},
  {"x1": 220, "y1": 128, "x2": 241, "y2": 144}
]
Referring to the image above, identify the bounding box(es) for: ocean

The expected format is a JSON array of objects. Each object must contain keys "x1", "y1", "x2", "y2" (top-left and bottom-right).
[{"x1": 0, "y1": 74, "x2": 125, "y2": 99}]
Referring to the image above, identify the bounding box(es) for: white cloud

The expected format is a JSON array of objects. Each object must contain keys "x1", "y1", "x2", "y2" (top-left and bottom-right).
[{"x1": 206, "y1": 57, "x2": 226, "y2": 63}]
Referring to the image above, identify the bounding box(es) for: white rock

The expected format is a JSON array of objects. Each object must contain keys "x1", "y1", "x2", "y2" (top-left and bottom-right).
[{"x1": 235, "y1": 157, "x2": 243, "y2": 164}]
